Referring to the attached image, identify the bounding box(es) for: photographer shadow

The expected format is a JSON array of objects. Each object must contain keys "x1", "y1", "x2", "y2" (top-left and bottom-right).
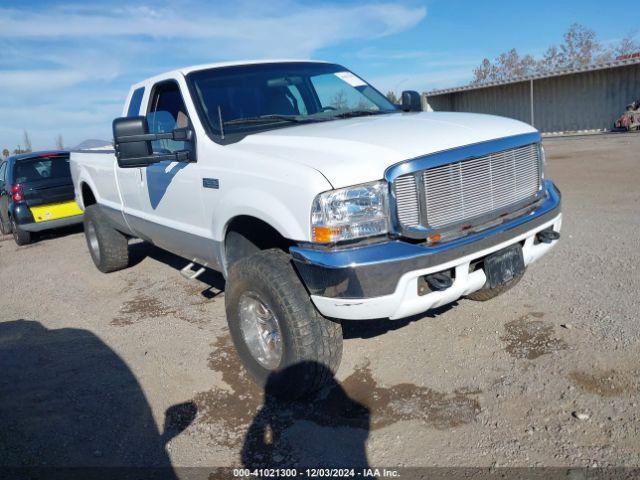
[
  {"x1": 241, "y1": 362, "x2": 370, "y2": 470},
  {"x1": 0, "y1": 319, "x2": 196, "y2": 477}
]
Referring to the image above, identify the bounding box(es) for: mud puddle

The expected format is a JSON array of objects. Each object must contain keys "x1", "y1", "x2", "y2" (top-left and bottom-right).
[
  {"x1": 193, "y1": 334, "x2": 482, "y2": 450},
  {"x1": 502, "y1": 312, "x2": 568, "y2": 359},
  {"x1": 112, "y1": 274, "x2": 217, "y2": 327},
  {"x1": 570, "y1": 369, "x2": 638, "y2": 397}
]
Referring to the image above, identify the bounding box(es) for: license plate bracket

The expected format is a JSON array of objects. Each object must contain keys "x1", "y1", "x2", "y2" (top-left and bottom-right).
[{"x1": 484, "y1": 244, "x2": 525, "y2": 288}]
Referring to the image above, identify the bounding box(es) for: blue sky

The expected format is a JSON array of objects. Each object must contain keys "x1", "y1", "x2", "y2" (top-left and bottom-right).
[{"x1": 0, "y1": 0, "x2": 637, "y2": 150}]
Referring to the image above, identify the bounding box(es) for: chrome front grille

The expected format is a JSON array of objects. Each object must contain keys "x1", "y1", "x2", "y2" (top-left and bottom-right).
[
  {"x1": 393, "y1": 143, "x2": 542, "y2": 232},
  {"x1": 394, "y1": 174, "x2": 420, "y2": 227}
]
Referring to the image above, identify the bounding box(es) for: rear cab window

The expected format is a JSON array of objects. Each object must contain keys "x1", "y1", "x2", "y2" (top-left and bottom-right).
[{"x1": 14, "y1": 154, "x2": 71, "y2": 184}]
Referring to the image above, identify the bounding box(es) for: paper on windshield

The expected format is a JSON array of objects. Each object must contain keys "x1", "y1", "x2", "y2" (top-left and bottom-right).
[{"x1": 334, "y1": 71, "x2": 367, "y2": 87}]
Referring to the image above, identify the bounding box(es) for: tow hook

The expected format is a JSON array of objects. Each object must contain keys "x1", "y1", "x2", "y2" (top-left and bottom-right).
[
  {"x1": 422, "y1": 272, "x2": 454, "y2": 293},
  {"x1": 536, "y1": 228, "x2": 561, "y2": 244}
]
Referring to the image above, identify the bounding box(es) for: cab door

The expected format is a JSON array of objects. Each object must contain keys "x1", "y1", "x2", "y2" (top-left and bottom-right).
[{"x1": 130, "y1": 80, "x2": 210, "y2": 264}]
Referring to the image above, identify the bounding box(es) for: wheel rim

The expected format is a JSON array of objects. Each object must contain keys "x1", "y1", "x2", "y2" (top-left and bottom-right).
[
  {"x1": 238, "y1": 291, "x2": 283, "y2": 370},
  {"x1": 86, "y1": 220, "x2": 101, "y2": 263}
]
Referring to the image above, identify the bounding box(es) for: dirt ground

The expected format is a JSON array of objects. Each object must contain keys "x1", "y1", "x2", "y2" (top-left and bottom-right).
[{"x1": 1, "y1": 133, "x2": 639, "y2": 474}]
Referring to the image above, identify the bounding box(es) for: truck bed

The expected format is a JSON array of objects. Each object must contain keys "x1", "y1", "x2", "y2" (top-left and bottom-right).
[{"x1": 70, "y1": 150, "x2": 123, "y2": 212}]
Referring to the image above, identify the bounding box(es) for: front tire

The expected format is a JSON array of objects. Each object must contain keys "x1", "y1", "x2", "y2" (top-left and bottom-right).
[
  {"x1": 11, "y1": 218, "x2": 32, "y2": 246},
  {"x1": 83, "y1": 205, "x2": 129, "y2": 273},
  {"x1": 225, "y1": 249, "x2": 343, "y2": 399}
]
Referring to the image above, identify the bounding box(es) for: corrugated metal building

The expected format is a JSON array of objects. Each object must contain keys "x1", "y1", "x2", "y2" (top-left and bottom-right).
[{"x1": 424, "y1": 57, "x2": 640, "y2": 133}]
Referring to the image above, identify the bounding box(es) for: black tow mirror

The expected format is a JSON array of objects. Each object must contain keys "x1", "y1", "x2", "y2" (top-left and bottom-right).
[
  {"x1": 401, "y1": 90, "x2": 422, "y2": 112},
  {"x1": 113, "y1": 116, "x2": 194, "y2": 168},
  {"x1": 113, "y1": 116, "x2": 153, "y2": 168}
]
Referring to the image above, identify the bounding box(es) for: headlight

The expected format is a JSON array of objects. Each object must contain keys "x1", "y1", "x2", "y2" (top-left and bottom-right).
[{"x1": 311, "y1": 180, "x2": 388, "y2": 243}]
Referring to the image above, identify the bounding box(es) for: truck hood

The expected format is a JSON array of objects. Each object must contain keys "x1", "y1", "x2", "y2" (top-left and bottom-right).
[{"x1": 237, "y1": 111, "x2": 537, "y2": 189}]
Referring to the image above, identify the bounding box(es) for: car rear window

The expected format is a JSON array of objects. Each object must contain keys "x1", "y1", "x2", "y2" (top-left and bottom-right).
[{"x1": 14, "y1": 156, "x2": 71, "y2": 183}]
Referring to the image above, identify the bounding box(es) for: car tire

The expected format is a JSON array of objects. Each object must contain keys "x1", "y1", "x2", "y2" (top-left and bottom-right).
[
  {"x1": 83, "y1": 205, "x2": 129, "y2": 273},
  {"x1": 466, "y1": 271, "x2": 524, "y2": 301},
  {"x1": 11, "y1": 218, "x2": 32, "y2": 246},
  {"x1": 225, "y1": 248, "x2": 343, "y2": 399}
]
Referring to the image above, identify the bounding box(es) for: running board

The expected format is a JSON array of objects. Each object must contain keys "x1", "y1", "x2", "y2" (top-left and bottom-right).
[{"x1": 180, "y1": 262, "x2": 206, "y2": 280}]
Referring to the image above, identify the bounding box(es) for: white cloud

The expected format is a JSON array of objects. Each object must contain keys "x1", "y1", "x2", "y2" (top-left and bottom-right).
[
  {"x1": 369, "y1": 68, "x2": 474, "y2": 94},
  {"x1": 0, "y1": 3, "x2": 425, "y2": 56},
  {"x1": 0, "y1": 1, "x2": 427, "y2": 149}
]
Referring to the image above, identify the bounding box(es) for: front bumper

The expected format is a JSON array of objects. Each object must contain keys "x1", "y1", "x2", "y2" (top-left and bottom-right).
[{"x1": 291, "y1": 180, "x2": 561, "y2": 320}]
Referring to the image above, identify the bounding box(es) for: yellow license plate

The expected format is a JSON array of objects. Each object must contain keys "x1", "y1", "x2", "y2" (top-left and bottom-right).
[{"x1": 30, "y1": 201, "x2": 83, "y2": 223}]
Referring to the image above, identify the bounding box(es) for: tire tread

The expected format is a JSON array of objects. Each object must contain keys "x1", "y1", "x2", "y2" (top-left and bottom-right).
[
  {"x1": 84, "y1": 205, "x2": 129, "y2": 273},
  {"x1": 226, "y1": 249, "x2": 342, "y2": 397}
]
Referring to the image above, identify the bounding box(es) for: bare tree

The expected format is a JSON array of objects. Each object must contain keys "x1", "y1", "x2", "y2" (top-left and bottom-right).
[
  {"x1": 23, "y1": 131, "x2": 32, "y2": 153},
  {"x1": 472, "y1": 49, "x2": 536, "y2": 84},
  {"x1": 615, "y1": 32, "x2": 640, "y2": 57},
  {"x1": 472, "y1": 58, "x2": 495, "y2": 84},
  {"x1": 559, "y1": 23, "x2": 610, "y2": 67},
  {"x1": 471, "y1": 23, "x2": 628, "y2": 84},
  {"x1": 386, "y1": 91, "x2": 399, "y2": 104},
  {"x1": 330, "y1": 91, "x2": 349, "y2": 110},
  {"x1": 537, "y1": 45, "x2": 564, "y2": 73},
  {"x1": 55, "y1": 134, "x2": 64, "y2": 150}
]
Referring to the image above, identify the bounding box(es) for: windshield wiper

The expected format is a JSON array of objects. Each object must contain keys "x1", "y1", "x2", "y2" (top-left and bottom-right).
[
  {"x1": 224, "y1": 114, "x2": 312, "y2": 126},
  {"x1": 332, "y1": 110, "x2": 382, "y2": 119}
]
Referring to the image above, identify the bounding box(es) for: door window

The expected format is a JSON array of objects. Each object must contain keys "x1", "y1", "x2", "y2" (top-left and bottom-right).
[{"x1": 147, "y1": 82, "x2": 192, "y2": 154}]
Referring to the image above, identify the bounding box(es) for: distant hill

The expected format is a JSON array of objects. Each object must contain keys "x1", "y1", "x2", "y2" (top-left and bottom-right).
[{"x1": 73, "y1": 139, "x2": 112, "y2": 150}]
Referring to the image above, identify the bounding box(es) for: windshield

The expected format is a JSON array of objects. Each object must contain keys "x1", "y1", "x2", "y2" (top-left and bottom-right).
[{"x1": 187, "y1": 62, "x2": 398, "y2": 137}]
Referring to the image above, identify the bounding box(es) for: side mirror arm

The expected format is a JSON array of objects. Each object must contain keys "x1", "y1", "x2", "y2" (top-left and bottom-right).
[
  {"x1": 115, "y1": 150, "x2": 191, "y2": 168},
  {"x1": 115, "y1": 128, "x2": 194, "y2": 145}
]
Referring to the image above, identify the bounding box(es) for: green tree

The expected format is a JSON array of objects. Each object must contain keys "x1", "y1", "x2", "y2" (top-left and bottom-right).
[{"x1": 2, "y1": 149, "x2": 9, "y2": 158}]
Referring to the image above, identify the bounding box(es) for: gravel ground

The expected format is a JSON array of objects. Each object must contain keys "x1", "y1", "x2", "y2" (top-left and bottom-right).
[{"x1": 1, "y1": 133, "x2": 639, "y2": 473}]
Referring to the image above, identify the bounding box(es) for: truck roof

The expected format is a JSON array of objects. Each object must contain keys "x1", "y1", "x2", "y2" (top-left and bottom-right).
[{"x1": 131, "y1": 59, "x2": 330, "y2": 90}]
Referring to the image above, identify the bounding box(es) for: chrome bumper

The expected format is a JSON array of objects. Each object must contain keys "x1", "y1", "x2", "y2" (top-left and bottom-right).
[{"x1": 291, "y1": 180, "x2": 561, "y2": 302}]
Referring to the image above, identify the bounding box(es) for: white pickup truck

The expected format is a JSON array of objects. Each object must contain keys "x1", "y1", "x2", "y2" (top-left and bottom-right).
[{"x1": 71, "y1": 60, "x2": 561, "y2": 397}]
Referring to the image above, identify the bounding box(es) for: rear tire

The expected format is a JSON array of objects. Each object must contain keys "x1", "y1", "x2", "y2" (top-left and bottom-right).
[
  {"x1": 466, "y1": 271, "x2": 524, "y2": 301},
  {"x1": 225, "y1": 249, "x2": 343, "y2": 399},
  {"x1": 83, "y1": 205, "x2": 129, "y2": 273},
  {"x1": 11, "y1": 218, "x2": 32, "y2": 246}
]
